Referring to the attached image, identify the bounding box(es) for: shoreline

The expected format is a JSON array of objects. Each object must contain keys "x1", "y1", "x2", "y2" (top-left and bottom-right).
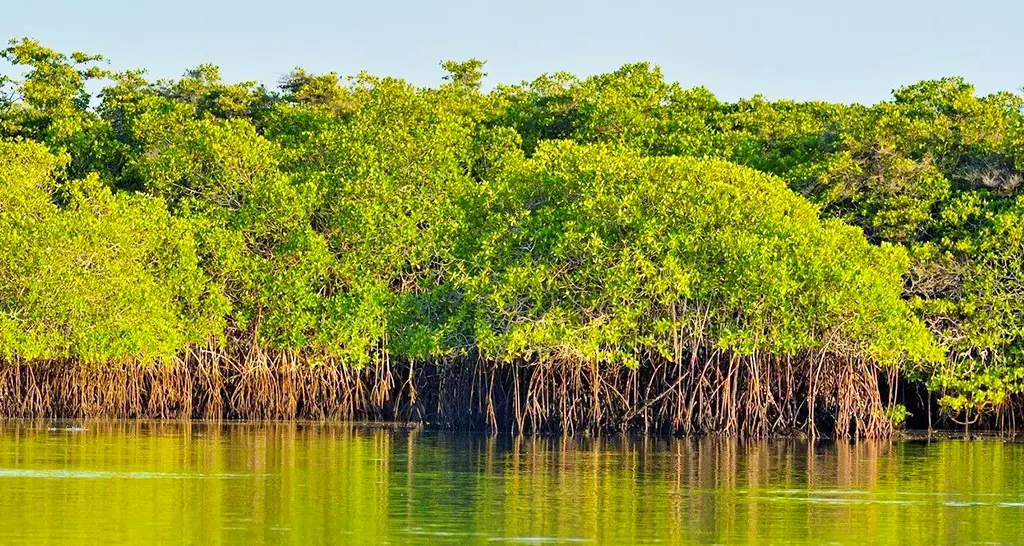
[
  {"x1": 0, "y1": 354, "x2": 1013, "y2": 439},
  {"x1": 3, "y1": 418, "x2": 1020, "y2": 444}
]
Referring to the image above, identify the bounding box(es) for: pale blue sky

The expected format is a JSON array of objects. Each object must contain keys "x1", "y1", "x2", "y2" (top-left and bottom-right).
[{"x1": 2, "y1": 0, "x2": 1021, "y2": 103}]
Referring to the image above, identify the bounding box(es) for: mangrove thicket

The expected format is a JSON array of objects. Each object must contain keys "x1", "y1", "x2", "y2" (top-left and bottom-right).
[{"x1": 2, "y1": 38, "x2": 1021, "y2": 437}]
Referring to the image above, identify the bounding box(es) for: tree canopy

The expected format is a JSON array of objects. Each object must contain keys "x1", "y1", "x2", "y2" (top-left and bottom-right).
[{"x1": 9, "y1": 37, "x2": 1023, "y2": 425}]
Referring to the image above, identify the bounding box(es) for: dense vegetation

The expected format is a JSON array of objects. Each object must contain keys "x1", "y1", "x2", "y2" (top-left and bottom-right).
[{"x1": 1, "y1": 37, "x2": 1020, "y2": 436}]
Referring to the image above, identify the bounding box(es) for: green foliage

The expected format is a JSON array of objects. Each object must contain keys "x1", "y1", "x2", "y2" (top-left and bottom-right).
[
  {"x1": 18, "y1": 37, "x2": 1017, "y2": 422},
  {"x1": 0, "y1": 140, "x2": 226, "y2": 363},
  {"x1": 494, "y1": 64, "x2": 722, "y2": 157},
  {"x1": 455, "y1": 142, "x2": 935, "y2": 368},
  {"x1": 883, "y1": 404, "x2": 912, "y2": 428},
  {"x1": 489, "y1": 57, "x2": 1024, "y2": 416},
  {"x1": 708, "y1": 80, "x2": 1024, "y2": 415}
]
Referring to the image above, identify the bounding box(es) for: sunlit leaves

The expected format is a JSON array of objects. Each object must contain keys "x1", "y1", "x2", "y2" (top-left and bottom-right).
[{"x1": 0, "y1": 39, "x2": 964, "y2": 406}]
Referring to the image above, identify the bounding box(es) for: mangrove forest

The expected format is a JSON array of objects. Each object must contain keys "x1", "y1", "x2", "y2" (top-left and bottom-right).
[{"x1": 3, "y1": 38, "x2": 1024, "y2": 438}]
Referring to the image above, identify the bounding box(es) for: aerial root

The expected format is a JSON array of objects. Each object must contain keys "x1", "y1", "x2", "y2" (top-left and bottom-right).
[{"x1": 0, "y1": 347, "x2": 898, "y2": 438}]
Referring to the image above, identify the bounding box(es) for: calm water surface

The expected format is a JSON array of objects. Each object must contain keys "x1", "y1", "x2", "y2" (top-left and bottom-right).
[{"x1": 0, "y1": 421, "x2": 1022, "y2": 544}]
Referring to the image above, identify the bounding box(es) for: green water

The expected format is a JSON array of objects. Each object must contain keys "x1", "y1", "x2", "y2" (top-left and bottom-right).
[{"x1": 0, "y1": 422, "x2": 1022, "y2": 544}]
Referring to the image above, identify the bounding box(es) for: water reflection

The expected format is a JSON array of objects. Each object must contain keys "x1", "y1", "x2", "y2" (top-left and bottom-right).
[{"x1": 0, "y1": 421, "x2": 1021, "y2": 544}]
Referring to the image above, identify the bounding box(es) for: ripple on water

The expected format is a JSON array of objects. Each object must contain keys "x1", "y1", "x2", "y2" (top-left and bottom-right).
[
  {"x1": 762, "y1": 491, "x2": 1023, "y2": 508},
  {"x1": 761, "y1": 491, "x2": 923, "y2": 505},
  {"x1": 486, "y1": 538, "x2": 592, "y2": 543},
  {"x1": 0, "y1": 469, "x2": 254, "y2": 479}
]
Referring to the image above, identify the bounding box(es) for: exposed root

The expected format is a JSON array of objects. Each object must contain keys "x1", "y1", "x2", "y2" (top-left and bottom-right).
[{"x1": 0, "y1": 344, "x2": 900, "y2": 438}]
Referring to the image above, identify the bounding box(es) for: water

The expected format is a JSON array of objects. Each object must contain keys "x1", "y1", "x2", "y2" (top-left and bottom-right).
[{"x1": 0, "y1": 422, "x2": 1022, "y2": 544}]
